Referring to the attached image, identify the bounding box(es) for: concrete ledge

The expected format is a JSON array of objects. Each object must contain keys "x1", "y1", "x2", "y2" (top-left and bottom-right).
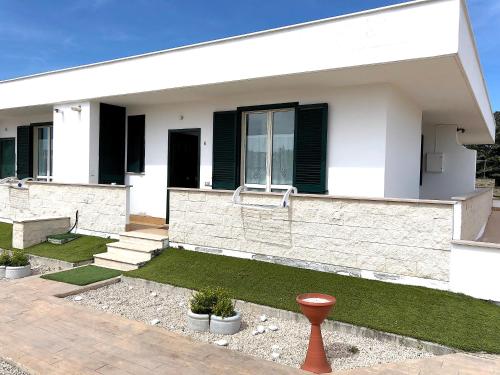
[
  {"x1": 1, "y1": 249, "x2": 93, "y2": 272},
  {"x1": 121, "y1": 276, "x2": 456, "y2": 356},
  {"x1": 452, "y1": 188, "x2": 492, "y2": 201},
  {"x1": 53, "y1": 276, "x2": 121, "y2": 298},
  {"x1": 451, "y1": 239, "x2": 500, "y2": 250},
  {"x1": 167, "y1": 187, "x2": 456, "y2": 205},
  {"x1": 27, "y1": 181, "x2": 131, "y2": 189}
]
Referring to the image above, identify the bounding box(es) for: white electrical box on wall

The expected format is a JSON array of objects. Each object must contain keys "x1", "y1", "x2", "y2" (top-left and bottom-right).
[{"x1": 426, "y1": 152, "x2": 444, "y2": 173}]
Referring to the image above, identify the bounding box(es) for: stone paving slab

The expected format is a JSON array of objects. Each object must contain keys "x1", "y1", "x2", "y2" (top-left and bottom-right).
[{"x1": 0, "y1": 276, "x2": 499, "y2": 375}]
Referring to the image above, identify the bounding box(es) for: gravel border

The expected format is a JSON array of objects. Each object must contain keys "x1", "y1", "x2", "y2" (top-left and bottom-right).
[
  {"x1": 0, "y1": 359, "x2": 30, "y2": 375},
  {"x1": 66, "y1": 279, "x2": 434, "y2": 371}
]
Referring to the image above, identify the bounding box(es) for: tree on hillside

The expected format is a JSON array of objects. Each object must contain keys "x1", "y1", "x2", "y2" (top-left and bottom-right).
[{"x1": 468, "y1": 111, "x2": 500, "y2": 186}]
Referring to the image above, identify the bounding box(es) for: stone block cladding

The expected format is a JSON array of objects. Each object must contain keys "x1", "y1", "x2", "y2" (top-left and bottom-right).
[
  {"x1": 169, "y1": 189, "x2": 455, "y2": 281},
  {"x1": 0, "y1": 182, "x2": 129, "y2": 235},
  {"x1": 13, "y1": 217, "x2": 70, "y2": 249}
]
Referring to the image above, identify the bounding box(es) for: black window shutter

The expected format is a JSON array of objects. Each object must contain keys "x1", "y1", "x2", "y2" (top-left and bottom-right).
[
  {"x1": 99, "y1": 103, "x2": 126, "y2": 185},
  {"x1": 212, "y1": 111, "x2": 240, "y2": 190},
  {"x1": 126, "y1": 115, "x2": 145, "y2": 173},
  {"x1": 294, "y1": 104, "x2": 328, "y2": 194},
  {"x1": 16, "y1": 125, "x2": 33, "y2": 179}
]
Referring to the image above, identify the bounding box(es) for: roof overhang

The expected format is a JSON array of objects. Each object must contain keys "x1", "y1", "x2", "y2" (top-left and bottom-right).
[{"x1": 0, "y1": 0, "x2": 494, "y2": 143}]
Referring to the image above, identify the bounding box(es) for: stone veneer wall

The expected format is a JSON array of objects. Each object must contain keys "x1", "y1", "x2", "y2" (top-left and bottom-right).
[
  {"x1": 456, "y1": 188, "x2": 493, "y2": 241},
  {"x1": 0, "y1": 182, "x2": 129, "y2": 234},
  {"x1": 12, "y1": 217, "x2": 70, "y2": 249},
  {"x1": 169, "y1": 189, "x2": 455, "y2": 281}
]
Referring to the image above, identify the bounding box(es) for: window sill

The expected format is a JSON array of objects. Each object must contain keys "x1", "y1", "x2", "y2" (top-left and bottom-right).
[{"x1": 125, "y1": 172, "x2": 145, "y2": 176}]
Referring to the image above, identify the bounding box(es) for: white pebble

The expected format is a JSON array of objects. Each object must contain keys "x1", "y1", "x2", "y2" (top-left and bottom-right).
[
  {"x1": 269, "y1": 324, "x2": 278, "y2": 331},
  {"x1": 215, "y1": 339, "x2": 228, "y2": 346},
  {"x1": 150, "y1": 292, "x2": 158, "y2": 297},
  {"x1": 252, "y1": 330, "x2": 260, "y2": 336},
  {"x1": 102, "y1": 305, "x2": 108, "y2": 310},
  {"x1": 257, "y1": 325, "x2": 265, "y2": 334},
  {"x1": 150, "y1": 319, "x2": 160, "y2": 325},
  {"x1": 260, "y1": 314, "x2": 267, "y2": 322},
  {"x1": 271, "y1": 352, "x2": 280, "y2": 360},
  {"x1": 74, "y1": 296, "x2": 82, "y2": 301},
  {"x1": 271, "y1": 345, "x2": 281, "y2": 351},
  {"x1": 128, "y1": 286, "x2": 133, "y2": 290}
]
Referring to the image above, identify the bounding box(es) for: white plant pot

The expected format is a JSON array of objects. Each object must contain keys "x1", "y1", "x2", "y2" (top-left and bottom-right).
[
  {"x1": 0, "y1": 265, "x2": 5, "y2": 278},
  {"x1": 6, "y1": 265, "x2": 31, "y2": 279},
  {"x1": 187, "y1": 311, "x2": 210, "y2": 332},
  {"x1": 210, "y1": 312, "x2": 242, "y2": 335}
]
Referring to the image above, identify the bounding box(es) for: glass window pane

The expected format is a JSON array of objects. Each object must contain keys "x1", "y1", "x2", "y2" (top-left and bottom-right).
[
  {"x1": 38, "y1": 127, "x2": 49, "y2": 176},
  {"x1": 272, "y1": 110, "x2": 294, "y2": 186},
  {"x1": 245, "y1": 112, "x2": 267, "y2": 185}
]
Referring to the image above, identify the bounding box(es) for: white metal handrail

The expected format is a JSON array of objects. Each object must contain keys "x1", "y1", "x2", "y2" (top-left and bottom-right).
[{"x1": 232, "y1": 186, "x2": 297, "y2": 210}]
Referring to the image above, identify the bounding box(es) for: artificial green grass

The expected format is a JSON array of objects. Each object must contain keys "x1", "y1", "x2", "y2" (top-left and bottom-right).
[
  {"x1": 42, "y1": 265, "x2": 121, "y2": 286},
  {"x1": 127, "y1": 248, "x2": 500, "y2": 353},
  {"x1": 22, "y1": 235, "x2": 113, "y2": 263},
  {"x1": 0, "y1": 223, "x2": 112, "y2": 262},
  {"x1": 0, "y1": 222, "x2": 12, "y2": 250}
]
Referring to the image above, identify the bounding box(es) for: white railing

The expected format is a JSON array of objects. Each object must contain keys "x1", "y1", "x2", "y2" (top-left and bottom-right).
[{"x1": 232, "y1": 186, "x2": 297, "y2": 210}]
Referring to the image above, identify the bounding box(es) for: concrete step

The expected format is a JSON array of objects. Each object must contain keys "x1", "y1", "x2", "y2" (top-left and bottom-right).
[
  {"x1": 106, "y1": 246, "x2": 153, "y2": 262},
  {"x1": 107, "y1": 241, "x2": 160, "y2": 254},
  {"x1": 94, "y1": 257, "x2": 139, "y2": 272},
  {"x1": 119, "y1": 230, "x2": 169, "y2": 249},
  {"x1": 94, "y1": 252, "x2": 147, "y2": 271}
]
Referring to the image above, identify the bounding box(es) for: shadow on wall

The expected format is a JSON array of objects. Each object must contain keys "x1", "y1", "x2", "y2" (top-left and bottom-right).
[{"x1": 420, "y1": 124, "x2": 477, "y2": 200}]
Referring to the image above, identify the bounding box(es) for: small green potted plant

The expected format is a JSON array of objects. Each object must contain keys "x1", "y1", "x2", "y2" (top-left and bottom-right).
[
  {"x1": 188, "y1": 287, "x2": 218, "y2": 332},
  {"x1": 5, "y1": 250, "x2": 31, "y2": 279},
  {"x1": 0, "y1": 250, "x2": 11, "y2": 278},
  {"x1": 209, "y1": 290, "x2": 241, "y2": 335}
]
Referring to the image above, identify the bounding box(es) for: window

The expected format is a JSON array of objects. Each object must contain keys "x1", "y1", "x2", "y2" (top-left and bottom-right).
[
  {"x1": 33, "y1": 125, "x2": 53, "y2": 181},
  {"x1": 242, "y1": 108, "x2": 295, "y2": 191},
  {"x1": 126, "y1": 115, "x2": 145, "y2": 173}
]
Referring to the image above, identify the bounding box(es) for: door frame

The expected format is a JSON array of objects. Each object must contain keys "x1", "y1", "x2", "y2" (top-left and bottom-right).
[
  {"x1": 0, "y1": 137, "x2": 16, "y2": 179},
  {"x1": 166, "y1": 128, "x2": 201, "y2": 222}
]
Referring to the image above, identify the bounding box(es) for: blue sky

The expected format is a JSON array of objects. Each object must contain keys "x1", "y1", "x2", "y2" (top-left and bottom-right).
[{"x1": 0, "y1": 0, "x2": 499, "y2": 110}]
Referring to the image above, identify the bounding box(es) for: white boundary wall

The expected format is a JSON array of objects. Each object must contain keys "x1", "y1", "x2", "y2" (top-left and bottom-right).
[{"x1": 450, "y1": 240, "x2": 500, "y2": 301}]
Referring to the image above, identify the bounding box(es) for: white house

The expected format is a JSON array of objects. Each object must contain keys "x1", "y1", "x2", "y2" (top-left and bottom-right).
[{"x1": 0, "y1": 0, "x2": 499, "y2": 301}]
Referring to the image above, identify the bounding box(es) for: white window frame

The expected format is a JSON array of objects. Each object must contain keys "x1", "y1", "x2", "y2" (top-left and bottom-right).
[
  {"x1": 33, "y1": 125, "x2": 53, "y2": 181},
  {"x1": 241, "y1": 108, "x2": 295, "y2": 192}
]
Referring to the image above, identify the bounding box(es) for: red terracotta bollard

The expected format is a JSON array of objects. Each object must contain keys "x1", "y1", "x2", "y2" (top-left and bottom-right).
[{"x1": 296, "y1": 293, "x2": 336, "y2": 374}]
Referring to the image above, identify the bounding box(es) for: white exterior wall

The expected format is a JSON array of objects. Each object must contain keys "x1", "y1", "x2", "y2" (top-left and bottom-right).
[
  {"x1": 53, "y1": 102, "x2": 100, "y2": 184},
  {"x1": 450, "y1": 241, "x2": 500, "y2": 302},
  {"x1": 384, "y1": 89, "x2": 422, "y2": 198},
  {"x1": 420, "y1": 124, "x2": 476, "y2": 200},
  {"x1": 126, "y1": 84, "x2": 404, "y2": 218}
]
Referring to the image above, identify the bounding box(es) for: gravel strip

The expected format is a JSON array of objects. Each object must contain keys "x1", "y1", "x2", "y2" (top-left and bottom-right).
[
  {"x1": 66, "y1": 280, "x2": 433, "y2": 371},
  {"x1": 0, "y1": 360, "x2": 29, "y2": 375}
]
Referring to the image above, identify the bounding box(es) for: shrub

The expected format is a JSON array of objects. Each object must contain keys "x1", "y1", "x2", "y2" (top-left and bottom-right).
[
  {"x1": 189, "y1": 287, "x2": 234, "y2": 315},
  {"x1": 9, "y1": 250, "x2": 29, "y2": 267},
  {"x1": 212, "y1": 294, "x2": 236, "y2": 318},
  {"x1": 0, "y1": 251, "x2": 11, "y2": 266},
  {"x1": 190, "y1": 287, "x2": 219, "y2": 314}
]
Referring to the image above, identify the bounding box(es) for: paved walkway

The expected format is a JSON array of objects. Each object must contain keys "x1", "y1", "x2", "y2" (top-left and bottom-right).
[{"x1": 0, "y1": 276, "x2": 499, "y2": 375}]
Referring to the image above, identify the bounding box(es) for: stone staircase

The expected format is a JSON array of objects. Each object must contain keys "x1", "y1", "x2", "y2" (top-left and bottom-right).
[{"x1": 94, "y1": 229, "x2": 169, "y2": 271}]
